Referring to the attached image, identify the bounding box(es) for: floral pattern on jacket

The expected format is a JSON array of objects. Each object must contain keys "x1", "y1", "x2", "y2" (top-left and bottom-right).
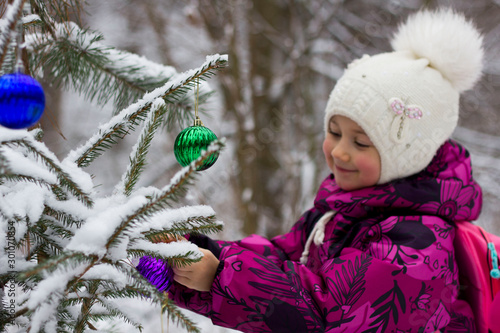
[{"x1": 169, "y1": 140, "x2": 482, "y2": 332}]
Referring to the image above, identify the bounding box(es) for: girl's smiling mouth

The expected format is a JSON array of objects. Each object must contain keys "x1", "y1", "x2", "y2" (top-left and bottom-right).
[{"x1": 335, "y1": 165, "x2": 356, "y2": 173}]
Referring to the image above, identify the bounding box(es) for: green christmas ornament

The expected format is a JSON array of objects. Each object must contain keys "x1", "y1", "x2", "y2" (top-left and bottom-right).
[{"x1": 174, "y1": 116, "x2": 218, "y2": 170}]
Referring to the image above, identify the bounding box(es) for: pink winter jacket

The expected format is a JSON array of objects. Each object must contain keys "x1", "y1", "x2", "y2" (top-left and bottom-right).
[{"x1": 169, "y1": 140, "x2": 482, "y2": 332}]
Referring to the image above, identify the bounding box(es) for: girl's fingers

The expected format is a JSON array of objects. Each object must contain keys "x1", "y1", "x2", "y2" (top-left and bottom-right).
[{"x1": 171, "y1": 248, "x2": 218, "y2": 291}]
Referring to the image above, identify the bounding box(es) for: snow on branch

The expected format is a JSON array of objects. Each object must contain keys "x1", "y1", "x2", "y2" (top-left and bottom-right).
[
  {"x1": 81, "y1": 263, "x2": 129, "y2": 289},
  {"x1": 0, "y1": 128, "x2": 94, "y2": 236},
  {"x1": 65, "y1": 195, "x2": 150, "y2": 258},
  {"x1": 24, "y1": 21, "x2": 178, "y2": 108},
  {"x1": 115, "y1": 97, "x2": 167, "y2": 197},
  {"x1": 128, "y1": 239, "x2": 202, "y2": 262},
  {"x1": 132, "y1": 205, "x2": 221, "y2": 234},
  {"x1": 1, "y1": 128, "x2": 94, "y2": 207},
  {"x1": 26, "y1": 262, "x2": 88, "y2": 310},
  {"x1": 0, "y1": 146, "x2": 57, "y2": 184},
  {"x1": 21, "y1": 14, "x2": 41, "y2": 25},
  {"x1": 64, "y1": 53, "x2": 228, "y2": 168}
]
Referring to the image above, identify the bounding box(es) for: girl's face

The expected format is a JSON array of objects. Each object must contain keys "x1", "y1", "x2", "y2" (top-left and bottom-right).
[{"x1": 323, "y1": 115, "x2": 381, "y2": 191}]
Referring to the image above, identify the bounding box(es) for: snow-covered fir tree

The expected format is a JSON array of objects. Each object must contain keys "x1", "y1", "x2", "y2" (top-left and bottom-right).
[{"x1": 0, "y1": 0, "x2": 227, "y2": 331}]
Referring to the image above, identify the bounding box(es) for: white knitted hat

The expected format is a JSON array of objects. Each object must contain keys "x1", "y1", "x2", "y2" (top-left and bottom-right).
[{"x1": 324, "y1": 8, "x2": 484, "y2": 184}]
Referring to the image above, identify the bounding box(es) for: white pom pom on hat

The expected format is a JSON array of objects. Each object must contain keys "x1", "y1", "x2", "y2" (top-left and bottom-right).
[
  {"x1": 391, "y1": 8, "x2": 484, "y2": 92},
  {"x1": 324, "y1": 8, "x2": 484, "y2": 185}
]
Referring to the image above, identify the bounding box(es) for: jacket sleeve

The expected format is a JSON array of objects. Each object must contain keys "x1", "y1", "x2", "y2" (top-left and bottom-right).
[
  {"x1": 185, "y1": 206, "x2": 324, "y2": 262},
  {"x1": 168, "y1": 207, "x2": 322, "y2": 315},
  {"x1": 173, "y1": 215, "x2": 473, "y2": 332}
]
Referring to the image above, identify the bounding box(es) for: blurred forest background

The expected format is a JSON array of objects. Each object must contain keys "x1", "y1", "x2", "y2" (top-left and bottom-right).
[{"x1": 35, "y1": 0, "x2": 500, "y2": 241}]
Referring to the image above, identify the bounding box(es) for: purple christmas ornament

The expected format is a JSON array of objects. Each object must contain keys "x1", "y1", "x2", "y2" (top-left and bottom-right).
[
  {"x1": 0, "y1": 73, "x2": 45, "y2": 129},
  {"x1": 136, "y1": 256, "x2": 174, "y2": 293}
]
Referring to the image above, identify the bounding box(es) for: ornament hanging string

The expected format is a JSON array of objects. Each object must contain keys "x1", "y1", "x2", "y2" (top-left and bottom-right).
[
  {"x1": 173, "y1": 75, "x2": 218, "y2": 170},
  {"x1": 195, "y1": 77, "x2": 199, "y2": 117},
  {"x1": 16, "y1": 19, "x2": 23, "y2": 73},
  {"x1": 194, "y1": 77, "x2": 202, "y2": 126}
]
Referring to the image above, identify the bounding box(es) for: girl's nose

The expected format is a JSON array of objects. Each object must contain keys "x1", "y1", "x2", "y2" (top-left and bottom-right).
[{"x1": 332, "y1": 141, "x2": 350, "y2": 162}]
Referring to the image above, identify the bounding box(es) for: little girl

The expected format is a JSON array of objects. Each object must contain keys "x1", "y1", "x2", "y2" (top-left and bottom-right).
[{"x1": 167, "y1": 9, "x2": 484, "y2": 332}]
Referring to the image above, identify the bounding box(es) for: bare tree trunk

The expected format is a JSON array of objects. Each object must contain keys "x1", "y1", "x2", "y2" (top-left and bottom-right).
[
  {"x1": 196, "y1": 0, "x2": 294, "y2": 237},
  {"x1": 39, "y1": 75, "x2": 63, "y2": 156}
]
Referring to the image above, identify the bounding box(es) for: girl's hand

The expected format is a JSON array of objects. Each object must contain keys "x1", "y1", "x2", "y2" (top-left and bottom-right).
[{"x1": 173, "y1": 248, "x2": 220, "y2": 292}]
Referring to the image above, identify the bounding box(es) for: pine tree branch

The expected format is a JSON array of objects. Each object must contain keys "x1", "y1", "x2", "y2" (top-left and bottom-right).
[
  {"x1": 23, "y1": 226, "x2": 64, "y2": 257},
  {"x1": 18, "y1": 252, "x2": 95, "y2": 279},
  {"x1": 0, "y1": 144, "x2": 63, "y2": 196},
  {"x1": 28, "y1": 292, "x2": 66, "y2": 331},
  {"x1": 38, "y1": 217, "x2": 74, "y2": 240},
  {"x1": 42, "y1": 0, "x2": 85, "y2": 26},
  {"x1": 104, "y1": 140, "x2": 225, "y2": 251},
  {"x1": 26, "y1": 23, "x2": 175, "y2": 110},
  {"x1": 118, "y1": 99, "x2": 168, "y2": 196},
  {"x1": 29, "y1": 1, "x2": 86, "y2": 39},
  {"x1": 43, "y1": 205, "x2": 84, "y2": 229},
  {"x1": 53, "y1": 308, "x2": 77, "y2": 332},
  {"x1": 126, "y1": 248, "x2": 202, "y2": 268},
  {"x1": 74, "y1": 280, "x2": 98, "y2": 333},
  {"x1": 3, "y1": 138, "x2": 93, "y2": 207},
  {"x1": 29, "y1": 0, "x2": 57, "y2": 38},
  {"x1": 0, "y1": 0, "x2": 25, "y2": 68},
  {"x1": 92, "y1": 296, "x2": 143, "y2": 330},
  {"x1": 65, "y1": 54, "x2": 228, "y2": 168},
  {"x1": 162, "y1": 296, "x2": 201, "y2": 333},
  {"x1": 0, "y1": 157, "x2": 69, "y2": 208},
  {"x1": 0, "y1": 173, "x2": 59, "y2": 192},
  {"x1": 107, "y1": 260, "x2": 165, "y2": 297},
  {"x1": 141, "y1": 215, "x2": 223, "y2": 240},
  {"x1": 162, "y1": 90, "x2": 214, "y2": 131},
  {"x1": 13, "y1": 262, "x2": 99, "y2": 328},
  {"x1": 0, "y1": 148, "x2": 11, "y2": 175}
]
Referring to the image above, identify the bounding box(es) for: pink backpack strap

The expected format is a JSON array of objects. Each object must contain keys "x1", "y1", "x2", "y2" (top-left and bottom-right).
[
  {"x1": 454, "y1": 221, "x2": 500, "y2": 333},
  {"x1": 491, "y1": 291, "x2": 500, "y2": 333},
  {"x1": 489, "y1": 241, "x2": 500, "y2": 333}
]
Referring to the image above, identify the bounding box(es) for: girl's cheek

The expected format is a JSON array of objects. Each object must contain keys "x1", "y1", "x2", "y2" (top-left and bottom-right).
[
  {"x1": 357, "y1": 153, "x2": 381, "y2": 182},
  {"x1": 321, "y1": 140, "x2": 333, "y2": 170},
  {"x1": 322, "y1": 140, "x2": 328, "y2": 158}
]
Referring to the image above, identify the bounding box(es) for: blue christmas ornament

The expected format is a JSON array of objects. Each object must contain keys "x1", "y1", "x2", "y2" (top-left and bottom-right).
[{"x1": 0, "y1": 73, "x2": 45, "y2": 129}]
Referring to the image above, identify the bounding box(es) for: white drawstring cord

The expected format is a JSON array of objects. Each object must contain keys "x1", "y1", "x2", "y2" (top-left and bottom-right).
[{"x1": 300, "y1": 210, "x2": 335, "y2": 265}]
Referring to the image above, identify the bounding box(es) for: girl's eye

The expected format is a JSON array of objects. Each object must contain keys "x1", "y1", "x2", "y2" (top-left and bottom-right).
[
  {"x1": 355, "y1": 142, "x2": 371, "y2": 148},
  {"x1": 329, "y1": 130, "x2": 341, "y2": 137}
]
